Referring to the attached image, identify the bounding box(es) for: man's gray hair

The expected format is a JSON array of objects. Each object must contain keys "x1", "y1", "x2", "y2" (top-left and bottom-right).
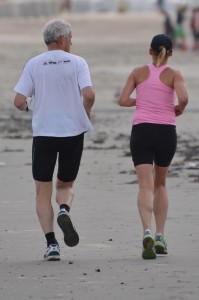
[{"x1": 43, "y1": 18, "x2": 71, "y2": 45}]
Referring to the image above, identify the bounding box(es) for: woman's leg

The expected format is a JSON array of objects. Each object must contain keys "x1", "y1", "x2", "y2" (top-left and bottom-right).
[
  {"x1": 153, "y1": 165, "x2": 169, "y2": 234},
  {"x1": 136, "y1": 164, "x2": 154, "y2": 231},
  {"x1": 136, "y1": 164, "x2": 157, "y2": 259}
]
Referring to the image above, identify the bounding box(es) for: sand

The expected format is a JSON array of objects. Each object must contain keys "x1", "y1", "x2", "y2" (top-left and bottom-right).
[{"x1": 0, "y1": 11, "x2": 199, "y2": 300}]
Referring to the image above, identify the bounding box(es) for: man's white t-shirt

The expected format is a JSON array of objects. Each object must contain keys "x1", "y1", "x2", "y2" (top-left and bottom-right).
[{"x1": 14, "y1": 50, "x2": 93, "y2": 137}]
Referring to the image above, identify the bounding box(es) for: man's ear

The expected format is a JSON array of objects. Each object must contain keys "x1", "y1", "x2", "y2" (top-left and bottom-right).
[{"x1": 60, "y1": 36, "x2": 65, "y2": 45}]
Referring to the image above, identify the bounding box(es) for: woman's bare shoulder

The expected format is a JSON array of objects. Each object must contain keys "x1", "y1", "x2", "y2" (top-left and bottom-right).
[
  {"x1": 164, "y1": 67, "x2": 184, "y2": 79},
  {"x1": 132, "y1": 65, "x2": 149, "y2": 85},
  {"x1": 133, "y1": 65, "x2": 149, "y2": 74}
]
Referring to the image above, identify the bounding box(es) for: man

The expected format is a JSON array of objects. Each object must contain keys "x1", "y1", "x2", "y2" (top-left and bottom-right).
[{"x1": 14, "y1": 18, "x2": 95, "y2": 261}]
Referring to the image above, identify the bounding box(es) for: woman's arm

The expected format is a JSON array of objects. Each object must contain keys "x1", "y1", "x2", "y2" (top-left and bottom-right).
[
  {"x1": 118, "y1": 70, "x2": 136, "y2": 107},
  {"x1": 173, "y1": 70, "x2": 188, "y2": 116}
]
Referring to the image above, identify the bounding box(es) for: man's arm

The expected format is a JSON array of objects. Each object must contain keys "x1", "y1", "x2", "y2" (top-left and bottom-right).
[
  {"x1": 81, "y1": 86, "x2": 95, "y2": 119},
  {"x1": 14, "y1": 93, "x2": 29, "y2": 112}
]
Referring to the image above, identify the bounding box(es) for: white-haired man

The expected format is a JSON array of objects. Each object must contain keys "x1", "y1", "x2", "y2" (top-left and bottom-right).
[{"x1": 14, "y1": 19, "x2": 95, "y2": 261}]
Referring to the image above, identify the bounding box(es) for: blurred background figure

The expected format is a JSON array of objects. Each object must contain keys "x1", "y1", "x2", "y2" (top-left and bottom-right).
[
  {"x1": 156, "y1": 0, "x2": 165, "y2": 11},
  {"x1": 118, "y1": 0, "x2": 128, "y2": 13},
  {"x1": 160, "y1": 8, "x2": 175, "y2": 45},
  {"x1": 190, "y1": 6, "x2": 199, "y2": 51},
  {"x1": 174, "y1": 4, "x2": 188, "y2": 51},
  {"x1": 60, "y1": 0, "x2": 71, "y2": 13}
]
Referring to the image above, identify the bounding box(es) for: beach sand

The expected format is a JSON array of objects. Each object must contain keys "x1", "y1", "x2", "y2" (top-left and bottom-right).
[{"x1": 0, "y1": 12, "x2": 199, "y2": 300}]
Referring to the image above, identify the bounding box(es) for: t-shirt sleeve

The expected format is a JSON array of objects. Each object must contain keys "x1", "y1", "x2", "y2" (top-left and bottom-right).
[
  {"x1": 77, "y1": 58, "x2": 92, "y2": 90},
  {"x1": 14, "y1": 61, "x2": 34, "y2": 97}
]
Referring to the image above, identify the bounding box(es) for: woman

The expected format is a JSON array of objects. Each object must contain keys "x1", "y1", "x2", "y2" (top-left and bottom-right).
[{"x1": 119, "y1": 34, "x2": 188, "y2": 259}]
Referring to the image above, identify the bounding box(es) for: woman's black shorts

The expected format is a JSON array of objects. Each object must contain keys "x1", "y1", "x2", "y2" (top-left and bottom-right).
[
  {"x1": 130, "y1": 123, "x2": 177, "y2": 167},
  {"x1": 32, "y1": 133, "x2": 84, "y2": 182}
]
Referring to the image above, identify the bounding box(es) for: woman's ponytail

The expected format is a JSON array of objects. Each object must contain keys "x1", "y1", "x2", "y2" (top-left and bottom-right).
[{"x1": 156, "y1": 46, "x2": 167, "y2": 67}]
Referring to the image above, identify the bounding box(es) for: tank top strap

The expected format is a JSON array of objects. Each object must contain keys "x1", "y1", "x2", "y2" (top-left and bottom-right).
[
  {"x1": 148, "y1": 63, "x2": 168, "y2": 76},
  {"x1": 148, "y1": 64, "x2": 168, "y2": 74}
]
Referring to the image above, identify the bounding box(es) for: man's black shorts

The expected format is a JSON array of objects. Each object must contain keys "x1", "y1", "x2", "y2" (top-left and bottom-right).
[
  {"x1": 32, "y1": 133, "x2": 84, "y2": 182},
  {"x1": 130, "y1": 123, "x2": 177, "y2": 167}
]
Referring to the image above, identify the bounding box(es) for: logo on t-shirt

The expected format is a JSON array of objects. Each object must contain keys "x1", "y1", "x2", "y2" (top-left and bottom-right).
[{"x1": 43, "y1": 60, "x2": 70, "y2": 65}]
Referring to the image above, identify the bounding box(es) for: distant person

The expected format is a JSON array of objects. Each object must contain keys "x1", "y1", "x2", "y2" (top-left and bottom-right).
[
  {"x1": 118, "y1": 0, "x2": 128, "y2": 13},
  {"x1": 157, "y1": 0, "x2": 165, "y2": 11},
  {"x1": 14, "y1": 18, "x2": 95, "y2": 261},
  {"x1": 119, "y1": 34, "x2": 188, "y2": 259},
  {"x1": 60, "y1": 0, "x2": 71, "y2": 13},
  {"x1": 161, "y1": 9, "x2": 175, "y2": 44},
  {"x1": 174, "y1": 4, "x2": 188, "y2": 50},
  {"x1": 191, "y1": 7, "x2": 199, "y2": 51}
]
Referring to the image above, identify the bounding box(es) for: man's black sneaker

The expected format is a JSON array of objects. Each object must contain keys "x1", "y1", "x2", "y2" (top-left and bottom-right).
[{"x1": 57, "y1": 210, "x2": 79, "y2": 247}]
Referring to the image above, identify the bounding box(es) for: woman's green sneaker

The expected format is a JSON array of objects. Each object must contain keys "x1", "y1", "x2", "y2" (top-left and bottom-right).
[
  {"x1": 142, "y1": 231, "x2": 156, "y2": 259},
  {"x1": 154, "y1": 234, "x2": 168, "y2": 254}
]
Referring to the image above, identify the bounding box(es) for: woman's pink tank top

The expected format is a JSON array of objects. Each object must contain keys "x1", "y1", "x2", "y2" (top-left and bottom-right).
[{"x1": 133, "y1": 64, "x2": 176, "y2": 125}]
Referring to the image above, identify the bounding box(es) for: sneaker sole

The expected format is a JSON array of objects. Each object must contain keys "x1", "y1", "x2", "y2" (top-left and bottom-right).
[
  {"x1": 57, "y1": 214, "x2": 79, "y2": 247},
  {"x1": 142, "y1": 248, "x2": 156, "y2": 259},
  {"x1": 143, "y1": 235, "x2": 154, "y2": 249},
  {"x1": 44, "y1": 254, "x2": 61, "y2": 261},
  {"x1": 142, "y1": 236, "x2": 156, "y2": 259}
]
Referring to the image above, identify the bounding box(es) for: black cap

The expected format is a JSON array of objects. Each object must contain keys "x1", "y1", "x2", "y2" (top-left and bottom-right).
[{"x1": 150, "y1": 34, "x2": 172, "y2": 53}]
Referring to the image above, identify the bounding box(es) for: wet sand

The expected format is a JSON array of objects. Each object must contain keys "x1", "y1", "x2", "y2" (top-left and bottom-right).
[{"x1": 0, "y1": 12, "x2": 199, "y2": 300}]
